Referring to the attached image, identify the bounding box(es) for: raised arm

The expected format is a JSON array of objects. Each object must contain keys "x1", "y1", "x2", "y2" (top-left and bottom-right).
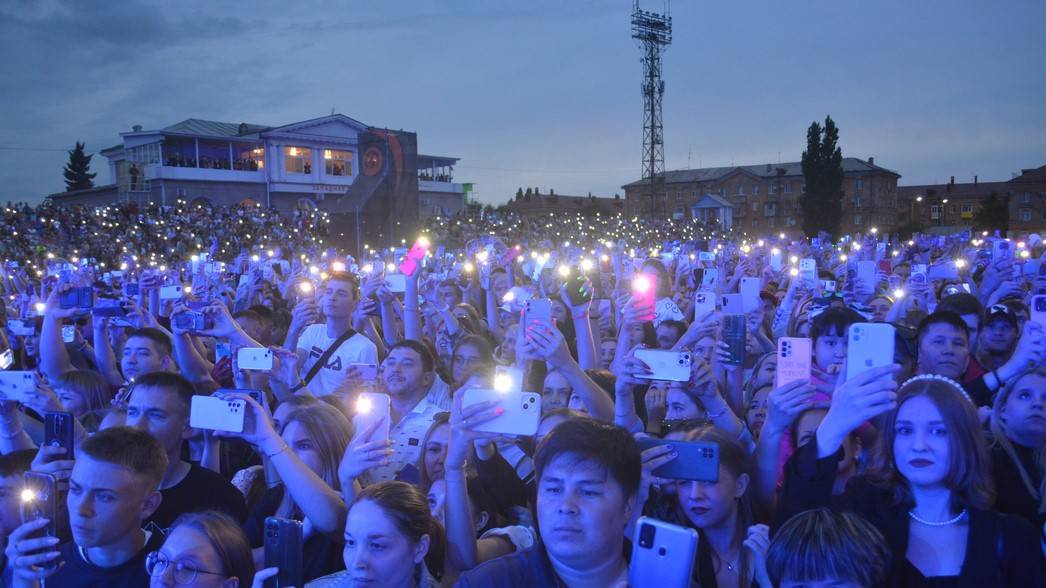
[{"x1": 38, "y1": 285, "x2": 79, "y2": 381}]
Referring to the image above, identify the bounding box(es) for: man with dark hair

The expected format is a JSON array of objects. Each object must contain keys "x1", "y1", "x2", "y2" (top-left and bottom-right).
[
  {"x1": 437, "y1": 279, "x2": 464, "y2": 309},
  {"x1": 979, "y1": 304, "x2": 1019, "y2": 370},
  {"x1": 5, "y1": 427, "x2": 168, "y2": 587},
  {"x1": 655, "y1": 319, "x2": 687, "y2": 350},
  {"x1": 361, "y1": 340, "x2": 441, "y2": 483},
  {"x1": 937, "y1": 293, "x2": 987, "y2": 378},
  {"x1": 766, "y1": 508, "x2": 891, "y2": 588},
  {"x1": 457, "y1": 418, "x2": 641, "y2": 587},
  {"x1": 96, "y1": 326, "x2": 176, "y2": 387},
  {"x1": 233, "y1": 308, "x2": 270, "y2": 346},
  {"x1": 125, "y1": 372, "x2": 246, "y2": 529},
  {"x1": 286, "y1": 271, "x2": 377, "y2": 396}
]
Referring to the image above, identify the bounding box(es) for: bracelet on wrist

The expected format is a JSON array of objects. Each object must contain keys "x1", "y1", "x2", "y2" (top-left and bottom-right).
[{"x1": 264, "y1": 442, "x2": 288, "y2": 459}]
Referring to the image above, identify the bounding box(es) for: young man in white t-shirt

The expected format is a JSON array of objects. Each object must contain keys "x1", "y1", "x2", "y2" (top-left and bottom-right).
[{"x1": 285, "y1": 271, "x2": 378, "y2": 396}]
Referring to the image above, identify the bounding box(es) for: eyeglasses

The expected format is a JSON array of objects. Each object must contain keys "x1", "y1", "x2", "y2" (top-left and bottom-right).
[{"x1": 145, "y1": 551, "x2": 226, "y2": 585}]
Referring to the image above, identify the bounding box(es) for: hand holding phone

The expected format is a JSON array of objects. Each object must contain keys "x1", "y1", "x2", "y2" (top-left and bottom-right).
[
  {"x1": 190, "y1": 396, "x2": 246, "y2": 433},
  {"x1": 631, "y1": 273, "x2": 657, "y2": 321},
  {"x1": 237, "y1": 347, "x2": 273, "y2": 371},
  {"x1": 353, "y1": 392, "x2": 391, "y2": 443},
  {"x1": 263, "y1": 517, "x2": 304, "y2": 588}
]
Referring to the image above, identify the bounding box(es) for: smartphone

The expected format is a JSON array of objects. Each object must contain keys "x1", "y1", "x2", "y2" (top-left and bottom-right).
[
  {"x1": 799, "y1": 258, "x2": 817, "y2": 287},
  {"x1": 635, "y1": 438, "x2": 719, "y2": 481},
  {"x1": 237, "y1": 347, "x2": 273, "y2": 371},
  {"x1": 173, "y1": 311, "x2": 213, "y2": 333},
  {"x1": 60, "y1": 325, "x2": 75, "y2": 343},
  {"x1": 721, "y1": 314, "x2": 746, "y2": 367},
  {"x1": 59, "y1": 287, "x2": 93, "y2": 310},
  {"x1": 353, "y1": 392, "x2": 391, "y2": 442},
  {"x1": 494, "y1": 365, "x2": 524, "y2": 393},
  {"x1": 911, "y1": 264, "x2": 928, "y2": 284},
  {"x1": 633, "y1": 349, "x2": 692, "y2": 382},
  {"x1": 0, "y1": 371, "x2": 35, "y2": 403},
  {"x1": 1030, "y1": 295, "x2": 1046, "y2": 329},
  {"x1": 564, "y1": 274, "x2": 592, "y2": 307},
  {"x1": 217, "y1": 388, "x2": 270, "y2": 415},
  {"x1": 6, "y1": 319, "x2": 35, "y2": 337},
  {"x1": 776, "y1": 337, "x2": 812, "y2": 388},
  {"x1": 846, "y1": 323, "x2": 896, "y2": 381},
  {"x1": 91, "y1": 303, "x2": 128, "y2": 318},
  {"x1": 820, "y1": 279, "x2": 837, "y2": 293},
  {"x1": 159, "y1": 285, "x2": 184, "y2": 300},
  {"x1": 878, "y1": 259, "x2": 892, "y2": 274},
  {"x1": 43, "y1": 412, "x2": 75, "y2": 460},
  {"x1": 21, "y1": 472, "x2": 63, "y2": 566},
  {"x1": 215, "y1": 341, "x2": 232, "y2": 363},
  {"x1": 460, "y1": 388, "x2": 542, "y2": 436},
  {"x1": 720, "y1": 293, "x2": 743, "y2": 315},
  {"x1": 385, "y1": 274, "x2": 407, "y2": 294},
  {"x1": 857, "y1": 260, "x2": 877, "y2": 286},
  {"x1": 769, "y1": 249, "x2": 783, "y2": 272},
  {"x1": 123, "y1": 283, "x2": 140, "y2": 297},
  {"x1": 189, "y1": 396, "x2": 246, "y2": 433},
  {"x1": 740, "y1": 277, "x2": 761, "y2": 313},
  {"x1": 350, "y1": 362, "x2": 379, "y2": 382},
  {"x1": 0, "y1": 349, "x2": 12, "y2": 370},
  {"x1": 523, "y1": 298, "x2": 553, "y2": 326},
  {"x1": 263, "y1": 517, "x2": 304, "y2": 588},
  {"x1": 631, "y1": 273, "x2": 657, "y2": 321},
  {"x1": 698, "y1": 251, "x2": 716, "y2": 262},
  {"x1": 693, "y1": 291, "x2": 715, "y2": 318},
  {"x1": 699, "y1": 268, "x2": 718, "y2": 291},
  {"x1": 398, "y1": 237, "x2": 430, "y2": 278},
  {"x1": 992, "y1": 239, "x2": 1012, "y2": 261},
  {"x1": 629, "y1": 517, "x2": 699, "y2": 588}
]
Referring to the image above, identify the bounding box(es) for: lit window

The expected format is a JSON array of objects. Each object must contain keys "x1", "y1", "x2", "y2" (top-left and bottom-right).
[
  {"x1": 324, "y1": 149, "x2": 353, "y2": 176},
  {"x1": 285, "y1": 146, "x2": 312, "y2": 174}
]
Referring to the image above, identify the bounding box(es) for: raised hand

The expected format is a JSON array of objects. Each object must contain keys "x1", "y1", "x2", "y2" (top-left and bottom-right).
[
  {"x1": 338, "y1": 417, "x2": 392, "y2": 484},
  {"x1": 762, "y1": 380, "x2": 819, "y2": 434},
  {"x1": 817, "y1": 364, "x2": 900, "y2": 457}
]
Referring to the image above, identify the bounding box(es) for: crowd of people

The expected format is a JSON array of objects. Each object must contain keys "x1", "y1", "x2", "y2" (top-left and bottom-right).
[{"x1": 0, "y1": 198, "x2": 1044, "y2": 587}]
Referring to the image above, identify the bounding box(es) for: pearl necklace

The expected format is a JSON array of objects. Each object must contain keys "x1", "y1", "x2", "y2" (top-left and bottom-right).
[{"x1": 908, "y1": 508, "x2": 967, "y2": 526}]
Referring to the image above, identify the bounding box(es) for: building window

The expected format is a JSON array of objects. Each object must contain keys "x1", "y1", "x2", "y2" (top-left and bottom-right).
[
  {"x1": 854, "y1": 214, "x2": 862, "y2": 225},
  {"x1": 930, "y1": 205, "x2": 941, "y2": 220},
  {"x1": 1020, "y1": 209, "x2": 1031, "y2": 222},
  {"x1": 784, "y1": 182, "x2": 792, "y2": 193},
  {"x1": 236, "y1": 145, "x2": 264, "y2": 171},
  {"x1": 285, "y1": 146, "x2": 312, "y2": 174},
  {"x1": 768, "y1": 217, "x2": 776, "y2": 228},
  {"x1": 770, "y1": 183, "x2": 778, "y2": 194},
  {"x1": 736, "y1": 184, "x2": 744, "y2": 195},
  {"x1": 764, "y1": 203, "x2": 776, "y2": 217},
  {"x1": 753, "y1": 185, "x2": 760, "y2": 195},
  {"x1": 854, "y1": 197, "x2": 863, "y2": 209},
  {"x1": 1022, "y1": 192, "x2": 1031, "y2": 203},
  {"x1": 691, "y1": 190, "x2": 697, "y2": 198},
  {"x1": 856, "y1": 178, "x2": 863, "y2": 191},
  {"x1": 324, "y1": 149, "x2": 352, "y2": 176},
  {"x1": 960, "y1": 203, "x2": 974, "y2": 219},
  {"x1": 198, "y1": 141, "x2": 231, "y2": 170},
  {"x1": 800, "y1": 184, "x2": 806, "y2": 194}
]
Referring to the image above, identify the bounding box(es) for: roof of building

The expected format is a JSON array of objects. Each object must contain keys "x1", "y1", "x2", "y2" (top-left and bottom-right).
[
  {"x1": 897, "y1": 181, "x2": 1010, "y2": 197},
  {"x1": 160, "y1": 118, "x2": 272, "y2": 138},
  {"x1": 622, "y1": 157, "x2": 900, "y2": 188}
]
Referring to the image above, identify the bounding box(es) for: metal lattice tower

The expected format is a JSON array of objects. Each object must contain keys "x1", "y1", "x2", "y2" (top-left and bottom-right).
[{"x1": 631, "y1": 1, "x2": 671, "y2": 216}]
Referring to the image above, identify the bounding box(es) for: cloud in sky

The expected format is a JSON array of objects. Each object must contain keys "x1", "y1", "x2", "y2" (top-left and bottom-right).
[{"x1": 1, "y1": 0, "x2": 1043, "y2": 204}]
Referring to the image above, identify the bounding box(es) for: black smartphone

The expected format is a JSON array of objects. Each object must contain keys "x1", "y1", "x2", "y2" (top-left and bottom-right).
[
  {"x1": 21, "y1": 472, "x2": 63, "y2": 567},
  {"x1": 59, "y1": 287, "x2": 93, "y2": 310},
  {"x1": 564, "y1": 274, "x2": 592, "y2": 307},
  {"x1": 721, "y1": 314, "x2": 746, "y2": 367},
  {"x1": 173, "y1": 311, "x2": 213, "y2": 332},
  {"x1": 44, "y1": 412, "x2": 75, "y2": 460},
  {"x1": 124, "y1": 283, "x2": 140, "y2": 297},
  {"x1": 264, "y1": 517, "x2": 303, "y2": 588}
]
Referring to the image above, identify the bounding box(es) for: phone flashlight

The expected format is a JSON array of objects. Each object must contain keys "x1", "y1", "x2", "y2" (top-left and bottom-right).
[
  {"x1": 771, "y1": 248, "x2": 780, "y2": 255},
  {"x1": 355, "y1": 396, "x2": 373, "y2": 415},
  {"x1": 476, "y1": 251, "x2": 489, "y2": 262},
  {"x1": 789, "y1": 268, "x2": 799, "y2": 277},
  {"x1": 493, "y1": 373, "x2": 514, "y2": 393},
  {"x1": 581, "y1": 259, "x2": 594, "y2": 272},
  {"x1": 267, "y1": 250, "x2": 275, "y2": 258},
  {"x1": 20, "y1": 488, "x2": 35, "y2": 503},
  {"x1": 251, "y1": 255, "x2": 260, "y2": 263},
  {"x1": 789, "y1": 255, "x2": 799, "y2": 264},
  {"x1": 182, "y1": 286, "x2": 192, "y2": 294},
  {"x1": 35, "y1": 302, "x2": 46, "y2": 315},
  {"x1": 893, "y1": 289, "x2": 905, "y2": 299},
  {"x1": 633, "y1": 274, "x2": 652, "y2": 293},
  {"x1": 502, "y1": 290, "x2": 516, "y2": 303},
  {"x1": 839, "y1": 254, "x2": 848, "y2": 262},
  {"x1": 385, "y1": 263, "x2": 396, "y2": 272},
  {"x1": 309, "y1": 265, "x2": 320, "y2": 275},
  {"x1": 955, "y1": 259, "x2": 967, "y2": 269},
  {"x1": 332, "y1": 261, "x2": 347, "y2": 272},
  {"x1": 298, "y1": 282, "x2": 314, "y2": 295},
  {"x1": 463, "y1": 262, "x2": 475, "y2": 273},
  {"x1": 557, "y1": 265, "x2": 570, "y2": 278}
]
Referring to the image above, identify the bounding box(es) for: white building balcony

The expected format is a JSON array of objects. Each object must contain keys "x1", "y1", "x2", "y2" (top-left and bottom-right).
[{"x1": 419, "y1": 179, "x2": 464, "y2": 194}]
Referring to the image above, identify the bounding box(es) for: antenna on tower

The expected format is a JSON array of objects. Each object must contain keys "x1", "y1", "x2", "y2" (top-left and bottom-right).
[{"x1": 632, "y1": 0, "x2": 672, "y2": 216}]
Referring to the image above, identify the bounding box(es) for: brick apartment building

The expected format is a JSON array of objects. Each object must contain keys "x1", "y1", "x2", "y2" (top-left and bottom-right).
[
  {"x1": 623, "y1": 157, "x2": 901, "y2": 235},
  {"x1": 898, "y1": 164, "x2": 1046, "y2": 234}
]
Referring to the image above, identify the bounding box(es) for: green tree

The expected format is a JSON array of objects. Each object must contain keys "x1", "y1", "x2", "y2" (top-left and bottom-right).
[
  {"x1": 972, "y1": 192, "x2": 1009, "y2": 233},
  {"x1": 63, "y1": 141, "x2": 96, "y2": 191},
  {"x1": 515, "y1": 187, "x2": 524, "y2": 201},
  {"x1": 800, "y1": 116, "x2": 844, "y2": 237}
]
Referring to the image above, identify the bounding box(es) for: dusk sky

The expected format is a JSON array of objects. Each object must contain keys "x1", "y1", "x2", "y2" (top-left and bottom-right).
[{"x1": 1, "y1": 0, "x2": 1044, "y2": 205}]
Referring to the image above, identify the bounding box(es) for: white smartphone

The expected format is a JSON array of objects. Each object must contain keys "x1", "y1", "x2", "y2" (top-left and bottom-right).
[
  {"x1": 857, "y1": 260, "x2": 877, "y2": 286},
  {"x1": 693, "y1": 291, "x2": 716, "y2": 318},
  {"x1": 629, "y1": 517, "x2": 699, "y2": 588},
  {"x1": 1030, "y1": 295, "x2": 1046, "y2": 329},
  {"x1": 0, "y1": 372, "x2": 35, "y2": 403},
  {"x1": 353, "y1": 392, "x2": 391, "y2": 442},
  {"x1": 189, "y1": 396, "x2": 246, "y2": 433},
  {"x1": 846, "y1": 323, "x2": 895, "y2": 381},
  {"x1": 0, "y1": 349, "x2": 13, "y2": 370},
  {"x1": 698, "y1": 251, "x2": 716, "y2": 262},
  {"x1": 769, "y1": 249, "x2": 784, "y2": 272},
  {"x1": 776, "y1": 337, "x2": 812, "y2": 388},
  {"x1": 350, "y1": 363, "x2": 379, "y2": 382},
  {"x1": 7, "y1": 319, "x2": 35, "y2": 337},
  {"x1": 799, "y1": 258, "x2": 817, "y2": 287},
  {"x1": 992, "y1": 239, "x2": 1012, "y2": 261},
  {"x1": 385, "y1": 274, "x2": 406, "y2": 294},
  {"x1": 740, "y1": 277, "x2": 761, "y2": 313},
  {"x1": 237, "y1": 347, "x2": 273, "y2": 371},
  {"x1": 159, "y1": 285, "x2": 184, "y2": 300},
  {"x1": 700, "y1": 267, "x2": 718, "y2": 291},
  {"x1": 720, "y1": 293, "x2": 744, "y2": 315},
  {"x1": 61, "y1": 325, "x2": 75, "y2": 343},
  {"x1": 460, "y1": 388, "x2": 541, "y2": 436},
  {"x1": 820, "y1": 279, "x2": 837, "y2": 293},
  {"x1": 633, "y1": 349, "x2": 692, "y2": 382}
]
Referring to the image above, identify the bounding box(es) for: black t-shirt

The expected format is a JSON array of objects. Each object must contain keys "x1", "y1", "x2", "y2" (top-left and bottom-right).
[
  {"x1": 145, "y1": 462, "x2": 247, "y2": 531},
  {"x1": 244, "y1": 486, "x2": 345, "y2": 584},
  {"x1": 44, "y1": 529, "x2": 163, "y2": 588}
]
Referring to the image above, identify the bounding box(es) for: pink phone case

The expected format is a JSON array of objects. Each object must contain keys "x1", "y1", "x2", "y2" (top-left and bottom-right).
[{"x1": 776, "y1": 337, "x2": 812, "y2": 388}]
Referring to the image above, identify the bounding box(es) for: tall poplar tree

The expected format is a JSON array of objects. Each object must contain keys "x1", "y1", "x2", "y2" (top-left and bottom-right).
[{"x1": 799, "y1": 116, "x2": 844, "y2": 237}]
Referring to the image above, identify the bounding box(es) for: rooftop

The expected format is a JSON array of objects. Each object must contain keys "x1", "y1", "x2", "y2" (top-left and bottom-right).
[{"x1": 622, "y1": 157, "x2": 900, "y2": 188}]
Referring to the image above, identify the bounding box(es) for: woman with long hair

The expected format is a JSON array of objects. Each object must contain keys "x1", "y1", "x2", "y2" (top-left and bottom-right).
[
  {"x1": 988, "y1": 365, "x2": 1046, "y2": 529},
  {"x1": 779, "y1": 368, "x2": 1044, "y2": 585}
]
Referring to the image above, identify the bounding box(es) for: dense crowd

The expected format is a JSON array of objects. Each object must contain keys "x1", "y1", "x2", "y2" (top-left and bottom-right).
[{"x1": 0, "y1": 199, "x2": 1044, "y2": 587}]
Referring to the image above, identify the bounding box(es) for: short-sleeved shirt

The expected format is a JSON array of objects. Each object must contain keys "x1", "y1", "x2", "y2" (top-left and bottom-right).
[
  {"x1": 37, "y1": 530, "x2": 163, "y2": 588},
  {"x1": 363, "y1": 396, "x2": 442, "y2": 484},
  {"x1": 297, "y1": 324, "x2": 378, "y2": 396},
  {"x1": 145, "y1": 463, "x2": 247, "y2": 532}
]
